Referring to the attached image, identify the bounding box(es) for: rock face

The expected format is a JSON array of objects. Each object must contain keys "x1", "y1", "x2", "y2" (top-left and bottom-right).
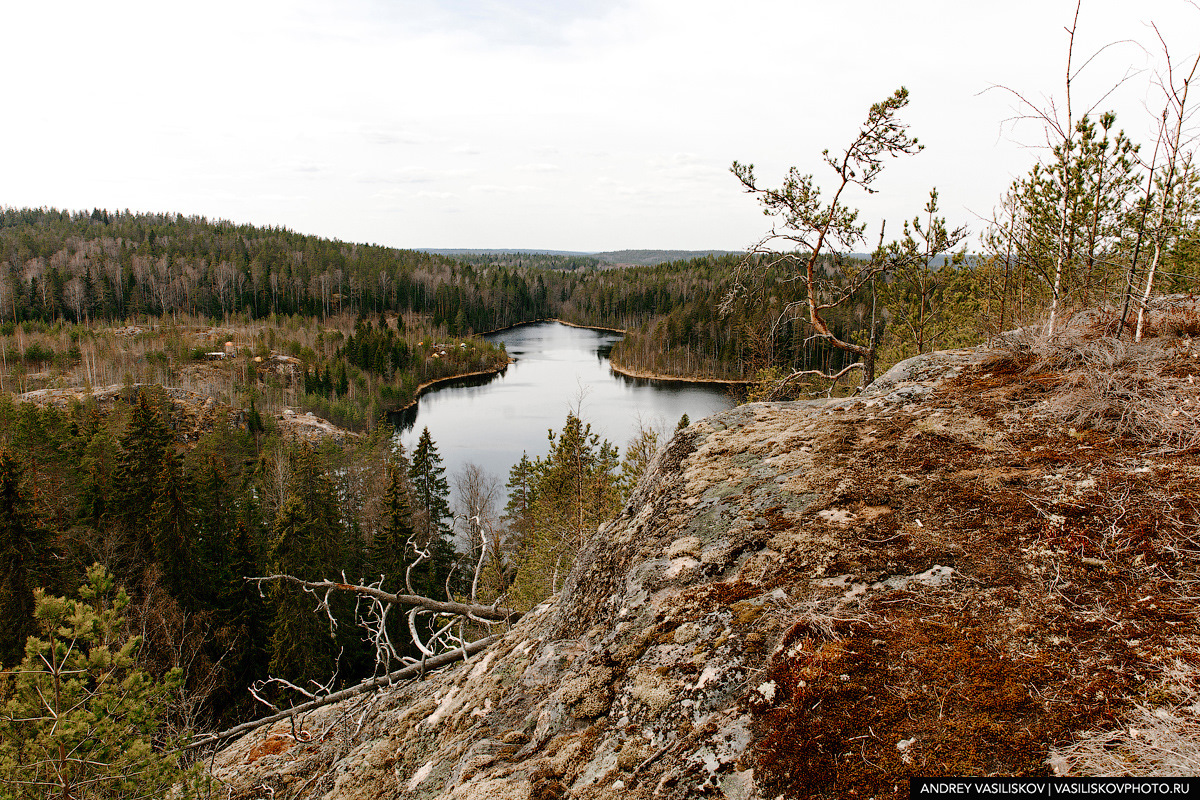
[{"x1": 210, "y1": 329, "x2": 1200, "y2": 798}]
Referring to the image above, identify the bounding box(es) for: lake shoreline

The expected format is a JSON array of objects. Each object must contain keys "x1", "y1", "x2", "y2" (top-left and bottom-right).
[
  {"x1": 477, "y1": 319, "x2": 750, "y2": 387},
  {"x1": 606, "y1": 358, "x2": 754, "y2": 387},
  {"x1": 392, "y1": 359, "x2": 515, "y2": 413},
  {"x1": 395, "y1": 321, "x2": 735, "y2": 505},
  {"x1": 476, "y1": 318, "x2": 627, "y2": 336}
]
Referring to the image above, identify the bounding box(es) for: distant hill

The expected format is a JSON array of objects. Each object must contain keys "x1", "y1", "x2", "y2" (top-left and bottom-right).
[
  {"x1": 420, "y1": 250, "x2": 602, "y2": 271},
  {"x1": 590, "y1": 249, "x2": 737, "y2": 266},
  {"x1": 420, "y1": 248, "x2": 740, "y2": 267},
  {"x1": 420, "y1": 248, "x2": 592, "y2": 257}
]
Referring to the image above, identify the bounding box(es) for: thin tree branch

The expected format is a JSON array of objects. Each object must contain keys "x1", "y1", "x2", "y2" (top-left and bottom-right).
[
  {"x1": 184, "y1": 633, "x2": 499, "y2": 752},
  {"x1": 246, "y1": 574, "x2": 521, "y2": 623}
]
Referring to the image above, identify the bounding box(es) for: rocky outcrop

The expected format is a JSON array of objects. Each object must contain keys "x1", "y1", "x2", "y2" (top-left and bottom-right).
[
  {"x1": 209, "y1": 329, "x2": 1200, "y2": 798},
  {"x1": 15, "y1": 383, "x2": 361, "y2": 445},
  {"x1": 16, "y1": 383, "x2": 245, "y2": 443},
  {"x1": 276, "y1": 407, "x2": 363, "y2": 445}
]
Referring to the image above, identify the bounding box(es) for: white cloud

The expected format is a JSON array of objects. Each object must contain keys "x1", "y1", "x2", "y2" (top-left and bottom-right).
[
  {"x1": 362, "y1": 129, "x2": 430, "y2": 146},
  {"x1": 469, "y1": 184, "x2": 540, "y2": 195}
]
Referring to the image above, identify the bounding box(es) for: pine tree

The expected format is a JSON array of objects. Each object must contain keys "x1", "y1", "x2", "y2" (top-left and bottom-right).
[
  {"x1": 0, "y1": 565, "x2": 200, "y2": 799},
  {"x1": 510, "y1": 414, "x2": 620, "y2": 610},
  {"x1": 730, "y1": 88, "x2": 922, "y2": 384},
  {"x1": 620, "y1": 424, "x2": 659, "y2": 500},
  {"x1": 876, "y1": 188, "x2": 974, "y2": 359},
  {"x1": 503, "y1": 453, "x2": 538, "y2": 554}
]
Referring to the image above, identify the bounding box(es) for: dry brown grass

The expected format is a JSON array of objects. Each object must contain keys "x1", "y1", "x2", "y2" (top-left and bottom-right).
[
  {"x1": 985, "y1": 306, "x2": 1200, "y2": 452},
  {"x1": 1049, "y1": 658, "x2": 1200, "y2": 776}
]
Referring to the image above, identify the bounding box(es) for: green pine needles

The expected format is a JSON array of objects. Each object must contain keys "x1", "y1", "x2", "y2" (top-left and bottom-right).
[{"x1": 0, "y1": 564, "x2": 204, "y2": 800}]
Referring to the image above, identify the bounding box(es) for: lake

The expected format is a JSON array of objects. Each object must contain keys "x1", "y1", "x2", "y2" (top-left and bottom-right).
[{"x1": 393, "y1": 321, "x2": 734, "y2": 505}]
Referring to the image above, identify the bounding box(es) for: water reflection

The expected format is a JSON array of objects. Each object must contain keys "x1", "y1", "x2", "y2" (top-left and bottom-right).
[{"x1": 391, "y1": 322, "x2": 734, "y2": 499}]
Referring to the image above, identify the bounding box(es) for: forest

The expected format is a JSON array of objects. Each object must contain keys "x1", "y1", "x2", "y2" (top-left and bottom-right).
[
  {"x1": 0, "y1": 207, "x2": 1000, "y2": 400},
  {"x1": 0, "y1": 379, "x2": 663, "y2": 796}
]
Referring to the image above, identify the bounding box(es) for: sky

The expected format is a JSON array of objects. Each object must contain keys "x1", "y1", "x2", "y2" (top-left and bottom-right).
[{"x1": 3, "y1": 0, "x2": 1197, "y2": 252}]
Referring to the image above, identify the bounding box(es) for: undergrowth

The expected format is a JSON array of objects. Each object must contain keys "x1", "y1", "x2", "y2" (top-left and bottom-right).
[{"x1": 984, "y1": 304, "x2": 1200, "y2": 451}]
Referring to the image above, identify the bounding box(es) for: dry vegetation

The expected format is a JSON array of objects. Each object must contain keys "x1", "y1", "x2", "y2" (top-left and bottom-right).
[
  {"x1": 987, "y1": 297, "x2": 1200, "y2": 451},
  {"x1": 0, "y1": 310, "x2": 451, "y2": 425}
]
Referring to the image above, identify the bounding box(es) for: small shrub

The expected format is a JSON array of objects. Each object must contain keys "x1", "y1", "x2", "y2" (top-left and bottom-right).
[{"x1": 22, "y1": 342, "x2": 53, "y2": 364}]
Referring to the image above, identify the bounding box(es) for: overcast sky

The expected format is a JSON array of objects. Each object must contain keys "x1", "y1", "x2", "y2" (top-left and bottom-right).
[{"x1": 3, "y1": 0, "x2": 1196, "y2": 252}]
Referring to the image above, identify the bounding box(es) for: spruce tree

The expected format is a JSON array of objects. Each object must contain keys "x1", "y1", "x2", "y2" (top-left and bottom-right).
[
  {"x1": 0, "y1": 449, "x2": 53, "y2": 668},
  {"x1": 265, "y1": 448, "x2": 348, "y2": 684},
  {"x1": 366, "y1": 459, "x2": 419, "y2": 659},
  {"x1": 371, "y1": 460, "x2": 415, "y2": 588},
  {"x1": 114, "y1": 391, "x2": 173, "y2": 565},
  {"x1": 409, "y1": 427, "x2": 451, "y2": 547},
  {"x1": 267, "y1": 494, "x2": 338, "y2": 683},
  {"x1": 148, "y1": 450, "x2": 196, "y2": 605},
  {"x1": 210, "y1": 515, "x2": 270, "y2": 719},
  {"x1": 408, "y1": 428, "x2": 455, "y2": 599}
]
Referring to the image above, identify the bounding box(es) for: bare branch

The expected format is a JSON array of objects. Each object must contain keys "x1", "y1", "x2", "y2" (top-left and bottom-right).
[
  {"x1": 758, "y1": 362, "x2": 866, "y2": 401},
  {"x1": 245, "y1": 574, "x2": 521, "y2": 623},
  {"x1": 185, "y1": 634, "x2": 500, "y2": 752}
]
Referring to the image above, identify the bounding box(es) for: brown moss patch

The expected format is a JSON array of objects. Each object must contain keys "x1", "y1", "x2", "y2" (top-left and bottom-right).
[
  {"x1": 246, "y1": 734, "x2": 294, "y2": 763},
  {"x1": 750, "y1": 609, "x2": 1066, "y2": 798}
]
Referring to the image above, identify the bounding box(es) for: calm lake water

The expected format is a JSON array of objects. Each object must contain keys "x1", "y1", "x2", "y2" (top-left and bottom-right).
[{"x1": 393, "y1": 321, "x2": 734, "y2": 503}]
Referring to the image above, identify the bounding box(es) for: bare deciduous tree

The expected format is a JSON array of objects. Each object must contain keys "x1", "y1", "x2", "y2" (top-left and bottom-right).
[
  {"x1": 1134, "y1": 23, "x2": 1200, "y2": 341},
  {"x1": 988, "y1": 0, "x2": 1140, "y2": 334}
]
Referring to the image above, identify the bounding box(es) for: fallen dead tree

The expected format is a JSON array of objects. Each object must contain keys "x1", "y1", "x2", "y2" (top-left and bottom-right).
[
  {"x1": 188, "y1": 571, "x2": 523, "y2": 752},
  {"x1": 245, "y1": 574, "x2": 521, "y2": 623},
  {"x1": 186, "y1": 633, "x2": 499, "y2": 752}
]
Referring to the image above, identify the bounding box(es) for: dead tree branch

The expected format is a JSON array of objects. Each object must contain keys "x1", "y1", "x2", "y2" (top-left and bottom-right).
[
  {"x1": 184, "y1": 633, "x2": 499, "y2": 752},
  {"x1": 246, "y1": 574, "x2": 521, "y2": 623},
  {"x1": 766, "y1": 362, "x2": 866, "y2": 400}
]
